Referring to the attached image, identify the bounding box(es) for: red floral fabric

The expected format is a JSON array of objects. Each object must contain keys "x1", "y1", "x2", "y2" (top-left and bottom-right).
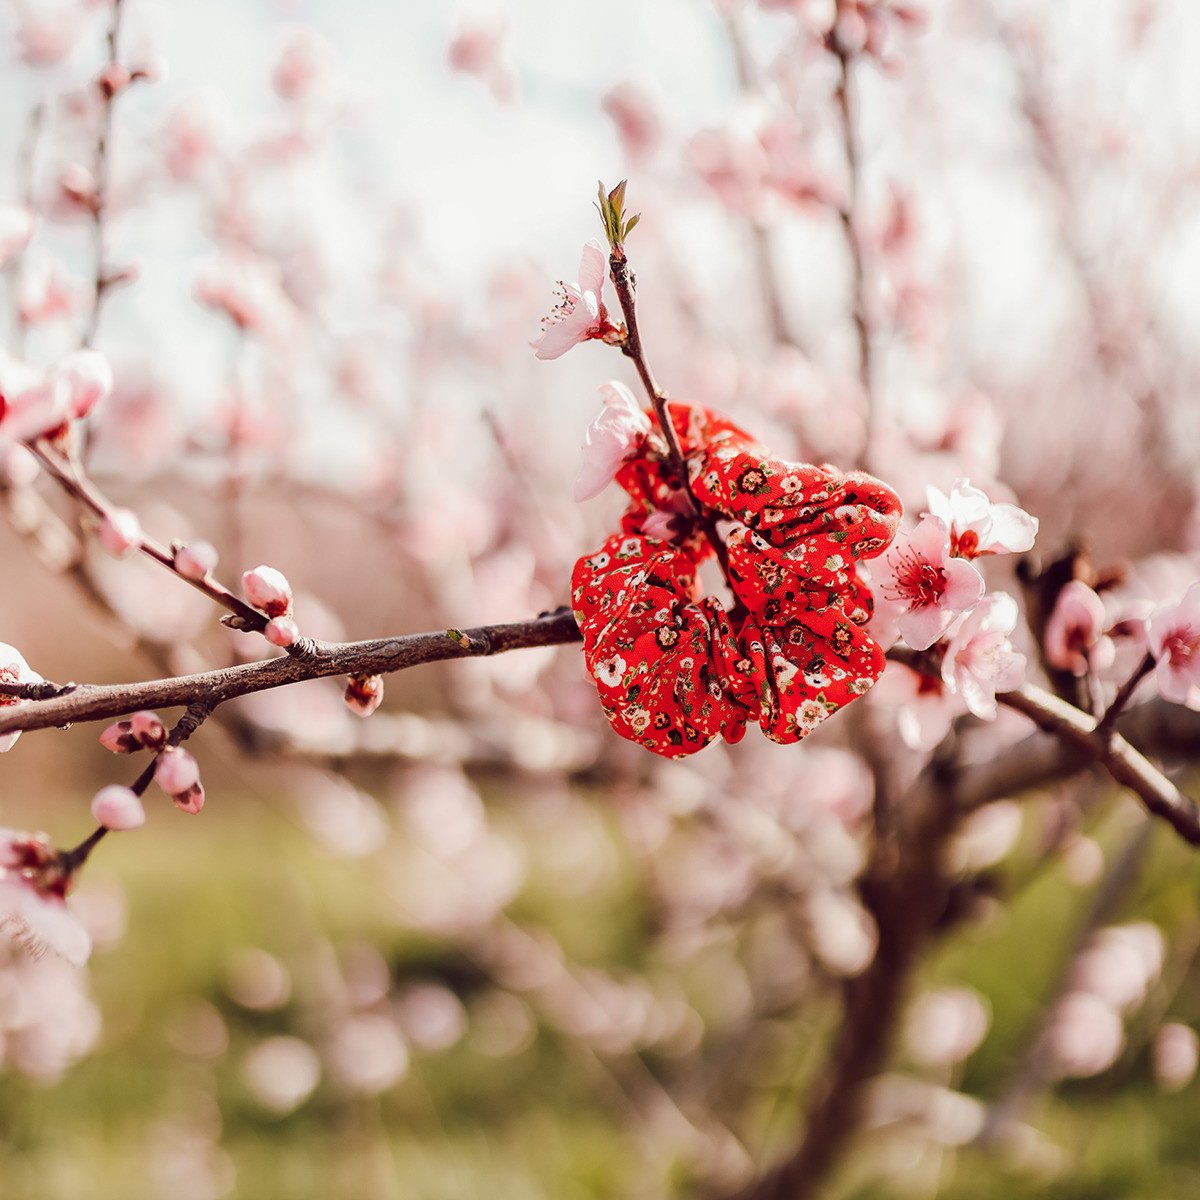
[{"x1": 572, "y1": 402, "x2": 903, "y2": 758}]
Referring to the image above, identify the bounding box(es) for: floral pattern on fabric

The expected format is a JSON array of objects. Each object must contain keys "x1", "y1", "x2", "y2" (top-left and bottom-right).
[{"x1": 572, "y1": 401, "x2": 903, "y2": 758}]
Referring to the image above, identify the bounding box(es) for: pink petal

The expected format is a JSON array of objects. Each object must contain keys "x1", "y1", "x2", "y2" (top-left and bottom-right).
[
  {"x1": 577, "y1": 239, "x2": 608, "y2": 296},
  {"x1": 984, "y1": 503, "x2": 1038, "y2": 554},
  {"x1": 941, "y1": 557, "x2": 985, "y2": 611}
]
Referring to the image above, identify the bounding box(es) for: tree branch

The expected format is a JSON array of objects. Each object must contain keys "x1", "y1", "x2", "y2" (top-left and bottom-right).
[{"x1": 0, "y1": 611, "x2": 583, "y2": 736}]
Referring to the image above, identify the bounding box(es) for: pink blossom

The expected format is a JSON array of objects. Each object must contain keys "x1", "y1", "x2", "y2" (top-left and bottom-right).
[
  {"x1": 14, "y1": 9, "x2": 82, "y2": 67},
  {"x1": 881, "y1": 515, "x2": 984, "y2": 650},
  {"x1": 174, "y1": 539, "x2": 218, "y2": 580},
  {"x1": 242, "y1": 565, "x2": 293, "y2": 616},
  {"x1": 574, "y1": 381, "x2": 651, "y2": 502},
  {"x1": 1147, "y1": 582, "x2": 1200, "y2": 708},
  {"x1": 56, "y1": 349, "x2": 113, "y2": 419},
  {"x1": 91, "y1": 786, "x2": 146, "y2": 831},
  {"x1": 0, "y1": 830, "x2": 90, "y2": 966},
  {"x1": 155, "y1": 747, "x2": 200, "y2": 795},
  {"x1": 1046, "y1": 991, "x2": 1124, "y2": 1079},
  {"x1": 17, "y1": 252, "x2": 86, "y2": 327},
  {"x1": 602, "y1": 84, "x2": 663, "y2": 163},
  {"x1": 0, "y1": 204, "x2": 36, "y2": 268},
  {"x1": 264, "y1": 616, "x2": 300, "y2": 648},
  {"x1": 870, "y1": 661, "x2": 962, "y2": 751},
  {"x1": 0, "y1": 642, "x2": 43, "y2": 754},
  {"x1": 0, "y1": 352, "x2": 70, "y2": 444},
  {"x1": 1045, "y1": 580, "x2": 1115, "y2": 676},
  {"x1": 925, "y1": 478, "x2": 1038, "y2": 559},
  {"x1": 98, "y1": 508, "x2": 142, "y2": 558},
  {"x1": 194, "y1": 252, "x2": 294, "y2": 337},
  {"x1": 941, "y1": 593, "x2": 1026, "y2": 719},
  {"x1": 344, "y1": 673, "x2": 383, "y2": 717},
  {"x1": 1154, "y1": 1023, "x2": 1199, "y2": 1093},
  {"x1": 532, "y1": 240, "x2": 615, "y2": 361},
  {"x1": 272, "y1": 28, "x2": 335, "y2": 104}
]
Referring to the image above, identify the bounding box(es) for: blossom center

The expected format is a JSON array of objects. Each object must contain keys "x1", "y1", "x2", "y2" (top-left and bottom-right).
[
  {"x1": 1164, "y1": 627, "x2": 1200, "y2": 669},
  {"x1": 889, "y1": 550, "x2": 947, "y2": 610},
  {"x1": 953, "y1": 528, "x2": 980, "y2": 558}
]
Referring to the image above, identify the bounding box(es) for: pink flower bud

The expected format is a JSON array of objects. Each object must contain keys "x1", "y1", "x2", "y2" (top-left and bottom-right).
[
  {"x1": 155, "y1": 746, "x2": 200, "y2": 795},
  {"x1": 344, "y1": 673, "x2": 383, "y2": 717},
  {"x1": 129, "y1": 710, "x2": 167, "y2": 750},
  {"x1": 97, "y1": 63, "x2": 132, "y2": 98},
  {"x1": 57, "y1": 349, "x2": 113, "y2": 419},
  {"x1": 99, "y1": 719, "x2": 139, "y2": 754},
  {"x1": 172, "y1": 782, "x2": 205, "y2": 815},
  {"x1": 264, "y1": 615, "x2": 299, "y2": 648},
  {"x1": 1045, "y1": 580, "x2": 1113, "y2": 676},
  {"x1": 98, "y1": 508, "x2": 142, "y2": 558},
  {"x1": 174, "y1": 539, "x2": 218, "y2": 580},
  {"x1": 91, "y1": 784, "x2": 146, "y2": 831},
  {"x1": 242, "y1": 565, "x2": 293, "y2": 616}
]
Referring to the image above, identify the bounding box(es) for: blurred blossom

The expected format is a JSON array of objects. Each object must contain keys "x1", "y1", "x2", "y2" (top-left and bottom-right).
[
  {"x1": 905, "y1": 987, "x2": 990, "y2": 1068},
  {"x1": 871, "y1": 661, "x2": 961, "y2": 751},
  {"x1": 446, "y1": 8, "x2": 518, "y2": 103},
  {"x1": 947, "y1": 801, "x2": 1022, "y2": 873},
  {"x1": 1044, "y1": 580, "x2": 1115, "y2": 676},
  {"x1": 224, "y1": 947, "x2": 292, "y2": 1011},
  {"x1": 1046, "y1": 990, "x2": 1124, "y2": 1079},
  {"x1": 242, "y1": 1036, "x2": 321, "y2": 1113},
  {"x1": 293, "y1": 773, "x2": 388, "y2": 857},
  {"x1": 0, "y1": 828, "x2": 90, "y2": 966},
  {"x1": 16, "y1": 250, "x2": 86, "y2": 326},
  {"x1": 13, "y1": 3, "x2": 85, "y2": 67},
  {"x1": 602, "y1": 83, "x2": 663, "y2": 163},
  {"x1": 0, "y1": 944, "x2": 100, "y2": 1080},
  {"x1": 1147, "y1": 582, "x2": 1200, "y2": 708},
  {"x1": 0, "y1": 203, "x2": 35, "y2": 266},
  {"x1": 806, "y1": 887, "x2": 876, "y2": 977},
  {"x1": 470, "y1": 989, "x2": 536, "y2": 1058},
  {"x1": 395, "y1": 983, "x2": 467, "y2": 1052},
  {"x1": 148, "y1": 1114, "x2": 236, "y2": 1200},
  {"x1": 1070, "y1": 922, "x2": 1164, "y2": 1014},
  {"x1": 165, "y1": 999, "x2": 229, "y2": 1060},
  {"x1": 325, "y1": 1013, "x2": 409, "y2": 1094},
  {"x1": 194, "y1": 252, "x2": 296, "y2": 337},
  {"x1": 1061, "y1": 834, "x2": 1104, "y2": 887},
  {"x1": 1154, "y1": 1023, "x2": 1199, "y2": 1093}
]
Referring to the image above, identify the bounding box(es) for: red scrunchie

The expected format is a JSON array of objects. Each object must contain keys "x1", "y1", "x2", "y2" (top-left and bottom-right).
[{"x1": 571, "y1": 402, "x2": 903, "y2": 759}]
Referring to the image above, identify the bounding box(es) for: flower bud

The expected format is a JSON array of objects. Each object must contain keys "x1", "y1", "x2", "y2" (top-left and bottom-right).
[
  {"x1": 98, "y1": 508, "x2": 142, "y2": 558},
  {"x1": 242, "y1": 565, "x2": 293, "y2": 616},
  {"x1": 99, "y1": 719, "x2": 140, "y2": 754},
  {"x1": 344, "y1": 673, "x2": 383, "y2": 717},
  {"x1": 129, "y1": 710, "x2": 167, "y2": 750},
  {"x1": 174, "y1": 539, "x2": 218, "y2": 580},
  {"x1": 172, "y1": 782, "x2": 205, "y2": 815},
  {"x1": 264, "y1": 615, "x2": 299, "y2": 648},
  {"x1": 155, "y1": 746, "x2": 200, "y2": 795},
  {"x1": 91, "y1": 784, "x2": 146, "y2": 831}
]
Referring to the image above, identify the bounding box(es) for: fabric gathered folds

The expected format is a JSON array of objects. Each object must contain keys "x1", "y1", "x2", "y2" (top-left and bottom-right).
[{"x1": 571, "y1": 401, "x2": 903, "y2": 758}]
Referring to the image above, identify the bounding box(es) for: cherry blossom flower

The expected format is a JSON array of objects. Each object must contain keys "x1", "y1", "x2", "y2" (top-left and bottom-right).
[
  {"x1": 0, "y1": 830, "x2": 90, "y2": 966},
  {"x1": 0, "y1": 352, "x2": 69, "y2": 444},
  {"x1": 1147, "y1": 582, "x2": 1200, "y2": 708},
  {"x1": 881, "y1": 515, "x2": 984, "y2": 650},
  {"x1": 1045, "y1": 580, "x2": 1115, "y2": 676},
  {"x1": 129, "y1": 711, "x2": 167, "y2": 749},
  {"x1": 532, "y1": 240, "x2": 617, "y2": 361},
  {"x1": 941, "y1": 593, "x2": 1026, "y2": 719},
  {"x1": 91, "y1": 786, "x2": 146, "y2": 831},
  {"x1": 574, "y1": 381, "x2": 652, "y2": 501},
  {"x1": 57, "y1": 349, "x2": 113, "y2": 419},
  {"x1": 0, "y1": 642, "x2": 43, "y2": 754},
  {"x1": 869, "y1": 661, "x2": 962, "y2": 751},
  {"x1": 925, "y1": 478, "x2": 1038, "y2": 559}
]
